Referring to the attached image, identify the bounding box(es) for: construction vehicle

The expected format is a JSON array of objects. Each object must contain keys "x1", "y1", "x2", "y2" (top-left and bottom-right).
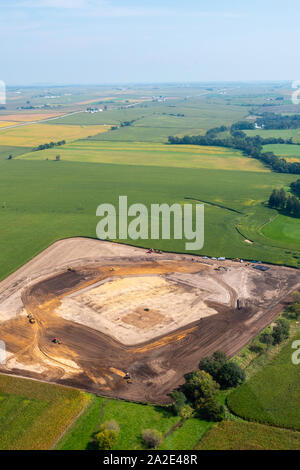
[
  {"x1": 67, "y1": 266, "x2": 74, "y2": 272},
  {"x1": 52, "y1": 338, "x2": 62, "y2": 344}
]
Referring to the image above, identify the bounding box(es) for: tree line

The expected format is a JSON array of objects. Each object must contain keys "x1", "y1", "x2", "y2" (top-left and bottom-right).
[
  {"x1": 32, "y1": 140, "x2": 66, "y2": 151},
  {"x1": 168, "y1": 125, "x2": 300, "y2": 174},
  {"x1": 268, "y1": 187, "x2": 300, "y2": 217},
  {"x1": 256, "y1": 112, "x2": 300, "y2": 129}
]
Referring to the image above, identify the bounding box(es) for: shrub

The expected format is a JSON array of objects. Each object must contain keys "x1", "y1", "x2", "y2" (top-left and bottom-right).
[
  {"x1": 100, "y1": 419, "x2": 120, "y2": 434},
  {"x1": 94, "y1": 429, "x2": 118, "y2": 450},
  {"x1": 179, "y1": 405, "x2": 194, "y2": 420},
  {"x1": 142, "y1": 429, "x2": 163, "y2": 449}
]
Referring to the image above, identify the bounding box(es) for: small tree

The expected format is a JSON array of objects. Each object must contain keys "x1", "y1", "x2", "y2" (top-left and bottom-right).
[
  {"x1": 179, "y1": 405, "x2": 194, "y2": 420},
  {"x1": 272, "y1": 319, "x2": 290, "y2": 345},
  {"x1": 217, "y1": 362, "x2": 246, "y2": 389},
  {"x1": 259, "y1": 332, "x2": 274, "y2": 348},
  {"x1": 56, "y1": 155, "x2": 61, "y2": 161},
  {"x1": 197, "y1": 397, "x2": 225, "y2": 422},
  {"x1": 94, "y1": 429, "x2": 118, "y2": 450},
  {"x1": 142, "y1": 429, "x2": 162, "y2": 449},
  {"x1": 181, "y1": 370, "x2": 220, "y2": 406},
  {"x1": 170, "y1": 390, "x2": 187, "y2": 415}
]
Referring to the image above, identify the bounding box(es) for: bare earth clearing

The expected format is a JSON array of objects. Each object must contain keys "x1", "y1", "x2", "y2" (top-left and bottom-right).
[{"x1": 0, "y1": 238, "x2": 299, "y2": 403}]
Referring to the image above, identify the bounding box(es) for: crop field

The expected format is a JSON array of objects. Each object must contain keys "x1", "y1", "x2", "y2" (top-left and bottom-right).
[
  {"x1": 17, "y1": 140, "x2": 268, "y2": 172},
  {"x1": 263, "y1": 143, "x2": 300, "y2": 161},
  {"x1": 227, "y1": 332, "x2": 300, "y2": 430},
  {"x1": 245, "y1": 128, "x2": 300, "y2": 143},
  {"x1": 0, "y1": 123, "x2": 110, "y2": 147},
  {"x1": 0, "y1": 374, "x2": 90, "y2": 450},
  {"x1": 0, "y1": 156, "x2": 298, "y2": 283},
  {"x1": 196, "y1": 421, "x2": 300, "y2": 450},
  {"x1": 0, "y1": 113, "x2": 64, "y2": 122}
]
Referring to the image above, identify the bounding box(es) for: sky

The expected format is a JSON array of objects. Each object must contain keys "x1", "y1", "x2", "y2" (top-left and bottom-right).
[{"x1": 1, "y1": 0, "x2": 300, "y2": 85}]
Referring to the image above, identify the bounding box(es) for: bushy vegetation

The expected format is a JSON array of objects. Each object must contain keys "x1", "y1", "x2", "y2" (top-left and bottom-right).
[
  {"x1": 173, "y1": 369, "x2": 225, "y2": 422},
  {"x1": 268, "y1": 187, "x2": 300, "y2": 217},
  {"x1": 142, "y1": 429, "x2": 163, "y2": 449},
  {"x1": 199, "y1": 351, "x2": 246, "y2": 389}
]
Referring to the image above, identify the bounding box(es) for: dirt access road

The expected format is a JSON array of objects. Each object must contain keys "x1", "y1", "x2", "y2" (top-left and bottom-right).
[{"x1": 0, "y1": 238, "x2": 299, "y2": 404}]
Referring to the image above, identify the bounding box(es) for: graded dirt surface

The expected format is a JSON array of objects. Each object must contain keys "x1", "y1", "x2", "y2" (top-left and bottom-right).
[{"x1": 0, "y1": 237, "x2": 299, "y2": 404}]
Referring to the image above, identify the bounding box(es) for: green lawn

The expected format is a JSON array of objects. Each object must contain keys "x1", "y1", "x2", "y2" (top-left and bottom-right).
[
  {"x1": 196, "y1": 421, "x2": 300, "y2": 450},
  {"x1": 227, "y1": 332, "x2": 300, "y2": 431},
  {"x1": 0, "y1": 374, "x2": 90, "y2": 450},
  {"x1": 56, "y1": 397, "x2": 179, "y2": 450}
]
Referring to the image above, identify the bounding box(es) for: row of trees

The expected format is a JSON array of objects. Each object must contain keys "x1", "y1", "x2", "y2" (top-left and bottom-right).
[
  {"x1": 256, "y1": 112, "x2": 300, "y2": 129},
  {"x1": 171, "y1": 351, "x2": 246, "y2": 423},
  {"x1": 259, "y1": 318, "x2": 290, "y2": 347},
  {"x1": 32, "y1": 140, "x2": 66, "y2": 151},
  {"x1": 291, "y1": 179, "x2": 300, "y2": 197},
  {"x1": 168, "y1": 127, "x2": 300, "y2": 175},
  {"x1": 268, "y1": 188, "x2": 300, "y2": 217}
]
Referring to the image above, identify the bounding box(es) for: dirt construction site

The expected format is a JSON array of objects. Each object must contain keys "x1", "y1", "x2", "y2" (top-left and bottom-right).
[{"x1": 0, "y1": 237, "x2": 299, "y2": 404}]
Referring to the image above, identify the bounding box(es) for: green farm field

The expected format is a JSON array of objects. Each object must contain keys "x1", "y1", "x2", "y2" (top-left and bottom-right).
[
  {"x1": 196, "y1": 421, "x2": 300, "y2": 450},
  {"x1": 17, "y1": 140, "x2": 269, "y2": 172},
  {"x1": 0, "y1": 153, "x2": 299, "y2": 282},
  {"x1": 227, "y1": 332, "x2": 300, "y2": 431},
  {"x1": 263, "y1": 143, "x2": 300, "y2": 161},
  {"x1": 245, "y1": 128, "x2": 300, "y2": 143},
  {"x1": 0, "y1": 374, "x2": 90, "y2": 450}
]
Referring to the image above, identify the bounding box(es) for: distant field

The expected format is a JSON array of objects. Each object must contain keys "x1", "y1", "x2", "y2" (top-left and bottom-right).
[
  {"x1": 245, "y1": 128, "x2": 300, "y2": 143},
  {"x1": 196, "y1": 421, "x2": 300, "y2": 450},
  {"x1": 0, "y1": 123, "x2": 110, "y2": 147},
  {"x1": 0, "y1": 374, "x2": 90, "y2": 450},
  {"x1": 56, "y1": 397, "x2": 179, "y2": 450},
  {"x1": 227, "y1": 332, "x2": 300, "y2": 431},
  {"x1": 0, "y1": 145, "x2": 31, "y2": 160},
  {"x1": 49, "y1": 100, "x2": 247, "y2": 142},
  {"x1": 263, "y1": 143, "x2": 300, "y2": 161},
  {"x1": 0, "y1": 122, "x2": 19, "y2": 128},
  {"x1": 17, "y1": 140, "x2": 268, "y2": 172},
  {"x1": 0, "y1": 113, "x2": 64, "y2": 122}
]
